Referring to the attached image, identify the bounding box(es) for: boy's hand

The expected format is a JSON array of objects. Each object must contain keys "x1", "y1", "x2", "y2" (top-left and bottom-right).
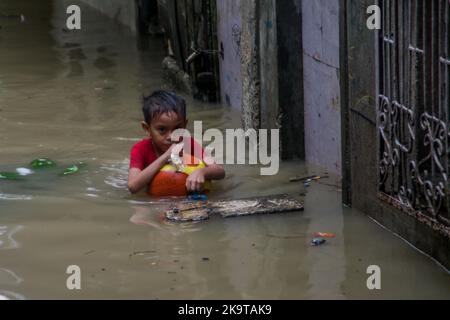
[
  {"x1": 162, "y1": 143, "x2": 183, "y2": 161},
  {"x1": 186, "y1": 169, "x2": 206, "y2": 192}
]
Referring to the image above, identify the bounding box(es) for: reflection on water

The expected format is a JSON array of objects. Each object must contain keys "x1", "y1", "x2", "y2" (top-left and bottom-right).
[
  {"x1": 0, "y1": 225, "x2": 24, "y2": 250},
  {"x1": 0, "y1": 290, "x2": 26, "y2": 300},
  {"x1": 0, "y1": 194, "x2": 32, "y2": 201},
  {"x1": 0, "y1": 268, "x2": 23, "y2": 286},
  {"x1": 0, "y1": 0, "x2": 449, "y2": 299},
  {"x1": 101, "y1": 159, "x2": 130, "y2": 191}
]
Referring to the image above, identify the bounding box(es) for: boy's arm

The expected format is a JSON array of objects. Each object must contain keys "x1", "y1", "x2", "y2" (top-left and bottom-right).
[
  {"x1": 202, "y1": 163, "x2": 226, "y2": 180},
  {"x1": 128, "y1": 156, "x2": 169, "y2": 194},
  {"x1": 128, "y1": 144, "x2": 181, "y2": 194}
]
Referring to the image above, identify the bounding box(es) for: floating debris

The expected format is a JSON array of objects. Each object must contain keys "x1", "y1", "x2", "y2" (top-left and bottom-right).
[
  {"x1": 165, "y1": 201, "x2": 210, "y2": 222},
  {"x1": 16, "y1": 168, "x2": 33, "y2": 176},
  {"x1": 60, "y1": 162, "x2": 86, "y2": 176},
  {"x1": 313, "y1": 232, "x2": 336, "y2": 239},
  {"x1": 290, "y1": 175, "x2": 317, "y2": 183},
  {"x1": 187, "y1": 194, "x2": 208, "y2": 201},
  {"x1": 0, "y1": 172, "x2": 21, "y2": 181},
  {"x1": 213, "y1": 194, "x2": 304, "y2": 219},
  {"x1": 30, "y1": 158, "x2": 56, "y2": 169},
  {"x1": 94, "y1": 86, "x2": 115, "y2": 91},
  {"x1": 165, "y1": 194, "x2": 304, "y2": 222},
  {"x1": 130, "y1": 250, "x2": 157, "y2": 256},
  {"x1": 290, "y1": 175, "x2": 329, "y2": 183},
  {"x1": 311, "y1": 238, "x2": 327, "y2": 246}
]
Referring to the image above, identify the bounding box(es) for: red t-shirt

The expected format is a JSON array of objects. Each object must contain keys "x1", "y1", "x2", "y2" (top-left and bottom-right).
[{"x1": 129, "y1": 138, "x2": 205, "y2": 170}]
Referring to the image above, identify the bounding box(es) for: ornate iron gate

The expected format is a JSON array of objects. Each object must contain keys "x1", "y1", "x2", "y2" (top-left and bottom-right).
[{"x1": 378, "y1": 0, "x2": 450, "y2": 233}]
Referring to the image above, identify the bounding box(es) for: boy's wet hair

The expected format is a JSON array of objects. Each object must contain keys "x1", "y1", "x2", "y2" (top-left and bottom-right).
[{"x1": 142, "y1": 90, "x2": 187, "y2": 123}]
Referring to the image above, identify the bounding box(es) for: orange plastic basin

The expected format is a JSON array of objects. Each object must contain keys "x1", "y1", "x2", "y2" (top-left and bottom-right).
[{"x1": 148, "y1": 171, "x2": 189, "y2": 197}]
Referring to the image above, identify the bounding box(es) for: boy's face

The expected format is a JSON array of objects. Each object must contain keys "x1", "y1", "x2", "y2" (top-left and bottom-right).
[{"x1": 142, "y1": 112, "x2": 187, "y2": 154}]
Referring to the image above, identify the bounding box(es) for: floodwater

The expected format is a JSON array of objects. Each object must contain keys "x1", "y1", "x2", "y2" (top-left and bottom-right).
[{"x1": 0, "y1": 0, "x2": 449, "y2": 300}]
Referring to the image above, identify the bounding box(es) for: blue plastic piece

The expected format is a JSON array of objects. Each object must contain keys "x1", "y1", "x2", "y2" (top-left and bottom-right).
[
  {"x1": 311, "y1": 238, "x2": 326, "y2": 246},
  {"x1": 188, "y1": 194, "x2": 208, "y2": 201}
]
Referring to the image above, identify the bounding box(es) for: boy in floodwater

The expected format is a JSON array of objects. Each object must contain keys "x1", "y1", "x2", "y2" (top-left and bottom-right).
[{"x1": 128, "y1": 90, "x2": 225, "y2": 195}]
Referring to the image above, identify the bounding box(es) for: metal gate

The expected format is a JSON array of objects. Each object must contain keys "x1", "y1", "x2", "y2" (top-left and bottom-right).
[{"x1": 378, "y1": 0, "x2": 450, "y2": 233}]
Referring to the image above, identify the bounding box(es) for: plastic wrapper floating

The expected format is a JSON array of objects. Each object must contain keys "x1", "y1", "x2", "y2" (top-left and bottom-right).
[{"x1": 30, "y1": 158, "x2": 56, "y2": 169}]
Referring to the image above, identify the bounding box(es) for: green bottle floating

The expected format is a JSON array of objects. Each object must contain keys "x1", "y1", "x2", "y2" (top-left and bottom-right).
[
  {"x1": 60, "y1": 162, "x2": 87, "y2": 176},
  {"x1": 30, "y1": 158, "x2": 56, "y2": 169},
  {"x1": 0, "y1": 172, "x2": 21, "y2": 181}
]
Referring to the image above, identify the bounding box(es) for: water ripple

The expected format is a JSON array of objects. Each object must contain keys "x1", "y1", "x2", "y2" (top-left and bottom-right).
[
  {"x1": 0, "y1": 268, "x2": 24, "y2": 286},
  {"x1": 0, "y1": 194, "x2": 32, "y2": 201},
  {"x1": 0, "y1": 225, "x2": 24, "y2": 250},
  {"x1": 0, "y1": 290, "x2": 26, "y2": 300},
  {"x1": 101, "y1": 159, "x2": 129, "y2": 190}
]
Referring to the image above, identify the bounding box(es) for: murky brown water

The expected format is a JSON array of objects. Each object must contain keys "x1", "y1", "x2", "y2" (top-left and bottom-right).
[{"x1": 0, "y1": 0, "x2": 449, "y2": 300}]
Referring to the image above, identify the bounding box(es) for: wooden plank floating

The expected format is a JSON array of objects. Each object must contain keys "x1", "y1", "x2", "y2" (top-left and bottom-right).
[
  {"x1": 165, "y1": 194, "x2": 304, "y2": 222},
  {"x1": 165, "y1": 201, "x2": 210, "y2": 222},
  {"x1": 210, "y1": 195, "x2": 304, "y2": 218}
]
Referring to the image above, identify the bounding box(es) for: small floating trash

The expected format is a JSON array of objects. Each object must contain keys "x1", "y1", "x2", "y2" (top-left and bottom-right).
[
  {"x1": 311, "y1": 238, "x2": 327, "y2": 246},
  {"x1": 187, "y1": 194, "x2": 208, "y2": 201},
  {"x1": 290, "y1": 174, "x2": 329, "y2": 183},
  {"x1": 0, "y1": 172, "x2": 21, "y2": 181},
  {"x1": 313, "y1": 232, "x2": 336, "y2": 239},
  {"x1": 16, "y1": 168, "x2": 33, "y2": 176},
  {"x1": 60, "y1": 162, "x2": 86, "y2": 176},
  {"x1": 30, "y1": 158, "x2": 56, "y2": 169}
]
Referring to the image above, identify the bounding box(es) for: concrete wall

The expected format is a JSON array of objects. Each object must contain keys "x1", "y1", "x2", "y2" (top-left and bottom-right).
[
  {"x1": 217, "y1": 0, "x2": 243, "y2": 111},
  {"x1": 302, "y1": 0, "x2": 341, "y2": 174},
  {"x1": 79, "y1": 0, "x2": 138, "y2": 33},
  {"x1": 218, "y1": 0, "x2": 339, "y2": 167}
]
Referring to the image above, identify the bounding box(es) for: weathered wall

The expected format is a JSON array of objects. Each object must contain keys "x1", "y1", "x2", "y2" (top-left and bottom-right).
[
  {"x1": 302, "y1": 0, "x2": 341, "y2": 174},
  {"x1": 229, "y1": 0, "x2": 304, "y2": 161},
  {"x1": 217, "y1": 0, "x2": 243, "y2": 111},
  {"x1": 259, "y1": 0, "x2": 279, "y2": 130},
  {"x1": 240, "y1": 0, "x2": 260, "y2": 130},
  {"x1": 79, "y1": 0, "x2": 138, "y2": 33}
]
